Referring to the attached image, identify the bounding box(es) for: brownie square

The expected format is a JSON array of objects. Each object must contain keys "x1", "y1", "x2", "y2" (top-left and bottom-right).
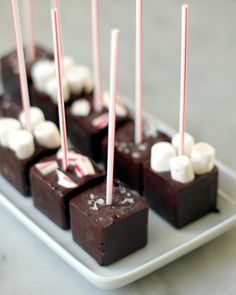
[
  {"x1": 30, "y1": 153, "x2": 105, "y2": 229},
  {"x1": 143, "y1": 161, "x2": 219, "y2": 228},
  {"x1": 0, "y1": 45, "x2": 53, "y2": 103},
  {"x1": 102, "y1": 121, "x2": 171, "y2": 194},
  {"x1": 67, "y1": 103, "x2": 130, "y2": 161},
  {"x1": 70, "y1": 180, "x2": 149, "y2": 265},
  {"x1": 0, "y1": 142, "x2": 57, "y2": 196}
]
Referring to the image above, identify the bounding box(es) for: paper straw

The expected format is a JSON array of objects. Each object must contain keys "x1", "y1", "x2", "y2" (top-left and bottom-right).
[
  {"x1": 51, "y1": 8, "x2": 68, "y2": 171},
  {"x1": 135, "y1": 0, "x2": 143, "y2": 145},
  {"x1": 92, "y1": 0, "x2": 103, "y2": 112},
  {"x1": 106, "y1": 29, "x2": 120, "y2": 205},
  {"x1": 25, "y1": 0, "x2": 35, "y2": 63},
  {"x1": 178, "y1": 4, "x2": 188, "y2": 156},
  {"x1": 11, "y1": 0, "x2": 31, "y2": 131}
]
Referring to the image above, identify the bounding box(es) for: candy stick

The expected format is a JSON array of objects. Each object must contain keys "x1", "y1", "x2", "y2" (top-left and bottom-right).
[
  {"x1": 178, "y1": 4, "x2": 188, "y2": 156},
  {"x1": 92, "y1": 0, "x2": 103, "y2": 113},
  {"x1": 10, "y1": 0, "x2": 31, "y2": 131},
  {"x1": 135, "y1": 0, "x2": 143, "y2": 145},
  {"x1": 51, "y1": 8, "x2": 68, "y2": 171},
  {"x1": 25, "y1": 0, "x2": 35, "y2": 63},
  {"x1": 106, "y1": 29, "x2": 120, "y2": 205}
]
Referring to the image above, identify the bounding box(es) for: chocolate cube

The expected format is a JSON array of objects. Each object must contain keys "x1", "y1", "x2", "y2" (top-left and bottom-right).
[
  {"x1": 30, "y1": 152, "x2": 105, "y2": 229},
  {"x1": 70, "y1": 180, "x2": 149, "y2": 265},
  {"x1": 143, "y1": 161, "x2": 219, "y2": 228},
  {"x1": 102, "y1": 121, "x2": 171, "y2": 194},
  {"x1": 0, "y1": 45, "x2": 53, "y2": 103}
]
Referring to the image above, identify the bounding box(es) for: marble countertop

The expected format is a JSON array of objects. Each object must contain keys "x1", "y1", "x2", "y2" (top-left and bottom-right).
[{"x1": 1, "y1": 0, "x2": 236, "y2": 294}]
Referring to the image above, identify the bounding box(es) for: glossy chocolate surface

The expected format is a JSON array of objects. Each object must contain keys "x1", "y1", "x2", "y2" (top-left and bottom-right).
[
  {"x1": 30, "y1": 153, "x2": 105, "y2": 229},
  {"x1": 70, "y1": 180, "x2": 149, "y2": 265},
  {"x1": 143, "y1": 161, "x2": 219, "y2": 228},
  {"x1": 102, "y1": 121, "x2": 171, "y2": 194}
]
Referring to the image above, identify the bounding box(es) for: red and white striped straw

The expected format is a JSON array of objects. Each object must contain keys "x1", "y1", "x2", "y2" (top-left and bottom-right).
[
  {"x1": 11, "y1": 0, "x2": 31, "y2": 131},
  {"x1": 135, "y1": 0, "x2": 143, "y2": 145},
  {"x1": 92, "y1": 0, "x2": 103, "y2": 113},
  {"x1": 178, "y1": 4, "x2": 188, "y2": 156},
  {"x1": 106, "y1": 29, "x2": 120, "y2": 206},
  {"x1": 25, "y1": 0, "x2": 35, "y2": 63},
  {"x1": 51, "y1": 8, "x2": 68, "y2": 171}
]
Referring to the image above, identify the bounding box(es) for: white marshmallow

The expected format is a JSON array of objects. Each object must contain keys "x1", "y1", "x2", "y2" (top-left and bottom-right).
[
  {"x1": 170, "y1": 155, "x2": 195, "y2": 184},
  {"x1": 70, "y1": 99, "x2": 91, "y2": 117},
  {"x1": 66, "y1": 65, "x2": 93, "y2": 95},
  {"x1": 34, "y1": 121, "x2": 61, "y2": 149},
  {"x1": 191, "y1": 142, "x2": 215, "y2": 175},
  {"x1": 63, "y1": 56, "x2": 76, "y2": 73},
  {"x1": 151, "y1": 142, "x2": 176, "y2": 173},
  {"x1": 172, "y1": 133, "x2": 195, "y2": 156},
  {"x1": 19, "y1": 107, "x2": 45, "y2": 131},
  {"x1": 103, "y1": 91, "x2": 128, "y2": 118},
  {"x1": 31, "y1": 60, "x2": 55, "y2": 92},
  {"x1": 0, "y1": 118, "x2": 22, "y2": 147},
  {"x1": 8, "y1": 130, "x2": 35, "y2": 160},
  {"x1": 45, "y1": 77, "x2": 70, "y2": 104}
]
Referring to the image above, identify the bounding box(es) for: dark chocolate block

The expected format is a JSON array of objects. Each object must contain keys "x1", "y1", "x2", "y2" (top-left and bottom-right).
[
  {"x1": 102, "y1": 121, "x2": 171, "y2": 194},
  {"x1": 0, "y1": 142, "x2": 57, "y2": 196},
  {"x1": 143, "y1": 161, "x2": 219, "y2": 228},
  {"x1": 30, "y1": 153, "x2": 105, "y2": 229},
  {"x1": 0, "y1": 45, "x2": 53, "y2": 103},
  {"x1": 67, "y1": 102, "x2": 130, "y2": 161},
  {"x1": 0, "y1": 94, "x2": 21, "y2": 119},
  {"x1": 70, "y1": 180, "x2": 149, "y2": 265},
  {"x1": 30, "y1": 86, "x2": 92, "y2": 125}
]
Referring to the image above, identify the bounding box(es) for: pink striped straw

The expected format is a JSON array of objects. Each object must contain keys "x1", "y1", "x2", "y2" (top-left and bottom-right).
[
  {"x1": 92, "y1": 0, "x2": 103, "y2": 113},
  {"x1": 51, "y1": 8, "x2": 69, "y2": 171},
  {"x1": 25, "y1": 0, "x2": 35, "y2": 63},
  {"x1": 10, "y1": 0, "x2": 31, "y2": 131},
  {"x1": 135, "y1": 0, "x2": 143, "y2": 145},
  {"x1": 178, "y1": 4, "x2": 188, "y2": 156},
  {"x1": 106, "y1": 29, "x2": 120, "y2": 206}
]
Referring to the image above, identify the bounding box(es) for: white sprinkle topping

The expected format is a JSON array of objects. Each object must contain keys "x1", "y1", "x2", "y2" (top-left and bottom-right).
[
  {"x1": 127, "y1": 192, "x2": 131, "y2": 197},
  {"x1": 132, "y1": 152, "x2": 141, "y2": 159},
  {"x1": 124, "y1": 148, "x2": 130, "y2": 154},
  {"x1": 138, "y1": 144, "x2": 147, "y2": 151},
  {"x1": 90, "y1": 198, "x2": 105, "y2": 211},
  {"x1": 119, "y1": 187, "x2": 126, "y2": 194},
  {"x1": 90, "y1": 194, "x2": 95, "y2": 200},
  {"x1": 120, "y1": 198, "x2": 135, "y2": 205}
]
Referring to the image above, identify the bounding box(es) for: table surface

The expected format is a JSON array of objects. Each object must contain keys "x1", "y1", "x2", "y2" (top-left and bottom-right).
[{"x1": 0, "y1": 0, "x2": 236, "y2": 294}]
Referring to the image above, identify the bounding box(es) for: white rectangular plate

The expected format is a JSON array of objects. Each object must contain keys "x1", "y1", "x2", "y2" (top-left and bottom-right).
[{"x1": 0, "y1": 103, "x2": 236, "y2": 290}]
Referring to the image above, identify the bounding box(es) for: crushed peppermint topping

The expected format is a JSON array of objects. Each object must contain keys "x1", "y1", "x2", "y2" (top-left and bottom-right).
[
  {"x1": 124, "y1": 148, "x2": 130, "y2": 154},
  {"x1": 138, "y1": 144, "x2": 147, "y2": 151},
  {"x1": 132, "y1": 152, "x2": 141, "y2": 159},
  {"x1": 90, "y1": 194, "x2": 95, "y2": 200},
  {"x1": 90, "y1": 198, "x2": 105, "y2": 211},
  {"x1": 119, "y1": 187, "x2": 126, "y2": 194},
  {"x1": 120, "y1": 198, "x2": 135, "y2": 205},
  {"x1": 127, "y1": 192, "x2": 131, "y2": 197}
]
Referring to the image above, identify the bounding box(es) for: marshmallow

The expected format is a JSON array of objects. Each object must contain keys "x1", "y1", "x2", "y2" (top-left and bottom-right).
[
  {"x1": 70, "y1": 99, "x2": 91, "y2": 117},
  {"x1": 63, "y1": 56, "x2": 76, "y2": 73},
  {"x1": 0, "y1": 118, "x2": 22, "y2": 147},
  {"x1": 172, "y1": 133, "x2": 195, "y2": 156},
  {"x1": 191, "y1": 142, "x2": 215, "y2": 175},
  {"x1": 45, "y1": 77, "x2": 70, "y2": 103},
  {"x1": 66, "y1": 65, "x2": 93, "y2": 95},
  {"x1": 19, "y1": 107, "x2": 45, "y2": 131},
  {"x1": 31, "y1": 60, "x2": 55, "y2": 92},
  {"x1": 34, "y1": 121, "x2": 61, "y2": 149},
  {"x1": 103, "y1": 91, "x2": 128, "y2": 118},
  {"x1": 8, "y1": 130, "x2": 35, "y2": 160},
  {"x1": 170, "y1": 155, "x2": 195, "y2": 184},
  {"x1": 151, "y1": 142, "x2": 176, "y2": 173}
]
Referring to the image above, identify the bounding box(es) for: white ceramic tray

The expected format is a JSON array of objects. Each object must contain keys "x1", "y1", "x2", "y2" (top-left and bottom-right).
[{"x1": 0, "y1": 102, "x2": 236, "y2": 290}]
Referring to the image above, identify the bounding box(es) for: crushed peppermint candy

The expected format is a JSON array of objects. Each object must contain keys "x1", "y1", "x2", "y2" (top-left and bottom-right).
[
  {"x1": 90, "y1": 198, "x2": 105, "y2": 211},
  {"x1": 132, "y1": 152, "x2": 141, "y2": 159},
  {"x1": 138, "y1": 144, "x2": 147, "y2": 151},
  {"x1": 36, "y1": 161, "x2": 59, "y2": 176},
  {"x1": 56, "y1": 170, "x2": 78, "y2": 189},
  {"x1": 119, "y1": 186, "x2": 126, "y2": 194},
  {"x1": 120, "y1": 198, "x2": 135, "y2": 205},
  {"x1": 124, "y1": 148, "x2": 130, "y2": 154},
  {"x1": 92, "y1": 113, "x2": 109, "y2": 129}
]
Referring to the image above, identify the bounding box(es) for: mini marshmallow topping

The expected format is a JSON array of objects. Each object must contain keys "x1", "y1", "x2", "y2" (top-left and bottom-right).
[
  {"x1": 151, "y1": 142, "x2": 176, "y2": 173},
  {"x1": 8, "y1": 130, "x2": 35, "y2": 160},
  {"x1": 70, "y1": 99, "x2": 91, "y2": 117},
  {"x1": 34, "y1": 121, "x2": 61, "y2": 149},
  {"x1": 31, "y1": 60, "x2": 55, "y2": 92},
  {"x1": 191, "y1": 142, "x2": 215, "y2": 175},
  {"x1": 103, "y1": 91, "x2": 128, "y2": 118},
  {"x1": 45, "y1": 77, "x2": 70, "y2": 104},
  {"x1": 0, "y1": 118, "x2": 22, "y2": 147},
  {"x1": 66, "y1": 65, "x2": 93, "y2": 95},
  {"x1": 63, "y1": 56, "x2": 76, "y2": 73},
  {"x1": 172, "y1": 132, "x2": 195, "y2": 156},
  {"x1": 170, "y1": 155, "x2": 195, "y2": 184},
  {"x1": 19, "y1": 107, "x2": 45, "y2": 131}
]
